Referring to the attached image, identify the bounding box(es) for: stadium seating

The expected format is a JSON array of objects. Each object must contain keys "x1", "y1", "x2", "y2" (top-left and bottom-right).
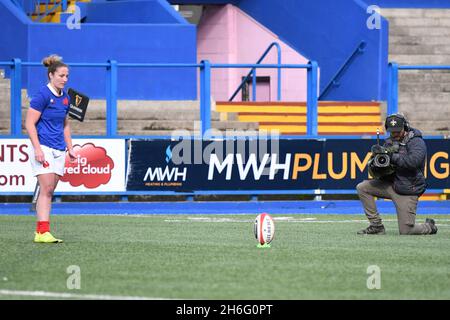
[
  {"x1": 28, "y1": 0, "x2": 90, "y2": 23},
  {"x1": 216, "y1": 101, "x2": 384, "y2": 136}
]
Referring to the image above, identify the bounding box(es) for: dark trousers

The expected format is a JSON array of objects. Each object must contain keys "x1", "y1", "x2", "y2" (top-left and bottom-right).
[{"x1": 356, "y1": 179, "x2": 432, "y2": 235}]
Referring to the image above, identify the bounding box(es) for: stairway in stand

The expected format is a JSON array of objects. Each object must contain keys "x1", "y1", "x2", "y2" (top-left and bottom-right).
[
  {"x1": 382, "y1": 8, "x2": 450, "y2": 136},
  {"x1": 28, "y1": 0, "x2": 90, "y2": 23}
]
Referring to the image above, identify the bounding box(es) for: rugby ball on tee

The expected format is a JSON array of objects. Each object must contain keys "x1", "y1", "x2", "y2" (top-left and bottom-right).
[{"x1": 254, "y1": 213, "x2": 275, "y2": 245}]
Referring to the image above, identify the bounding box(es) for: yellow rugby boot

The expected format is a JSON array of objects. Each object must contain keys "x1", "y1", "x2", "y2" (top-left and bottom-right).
[{"x1": 34, "y1": 232, "x2": 63, "y2": 243}]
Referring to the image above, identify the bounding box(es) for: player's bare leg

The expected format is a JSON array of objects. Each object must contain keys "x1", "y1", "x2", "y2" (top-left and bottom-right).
[{"x1": 34, "y1": 173, "x2": 62, "y2": 243}]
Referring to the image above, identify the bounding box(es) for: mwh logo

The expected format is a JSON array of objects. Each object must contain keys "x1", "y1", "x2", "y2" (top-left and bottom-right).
[
  {"x1": 143, "y1": 167, "x2": 187, "y2": 182},
  {"x1": 143, "y1": 145, "x2": 187, "y2": 182}
]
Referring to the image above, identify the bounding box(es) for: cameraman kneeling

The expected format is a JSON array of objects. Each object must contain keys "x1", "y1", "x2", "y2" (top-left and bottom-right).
[{"x1": 356, "y1": 114, "x2": 437, "y2": 235}]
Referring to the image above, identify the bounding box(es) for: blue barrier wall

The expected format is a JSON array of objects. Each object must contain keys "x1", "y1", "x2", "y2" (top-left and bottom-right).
[
  {"x1": 0, "y1": 1, "x2": 29, "y2": 71},
  {"x1": 26, "y1": 23, "x2": 197, "y2": 100},
  {"x1": 370, "y1": 0, "x2": 450, "y2": 8},
  {"x1": 169, "y1": 0, "x2": 389, "y2": 101},
  {"x1": 0, "y1": 0, "x2": 197, "y2": 100},
  {"x1": 167, "y1": 0, "x2": 238, "y2": 4},
  {"x1": 84, "y1": 0, "x2": 185, "y2": 23},
  {"x1": 8, "y1": 0, "x2": 35, "y2": 14}
]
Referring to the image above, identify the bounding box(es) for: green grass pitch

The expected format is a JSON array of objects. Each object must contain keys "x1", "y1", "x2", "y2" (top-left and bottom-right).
[{"x1": 0, "y1": 214, "x2": 449, "y2": 300}]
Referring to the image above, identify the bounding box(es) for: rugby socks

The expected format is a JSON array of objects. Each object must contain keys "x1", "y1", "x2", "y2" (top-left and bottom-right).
[{"x1": 36, "y1": 221, "x2": 50, "y2": 234}]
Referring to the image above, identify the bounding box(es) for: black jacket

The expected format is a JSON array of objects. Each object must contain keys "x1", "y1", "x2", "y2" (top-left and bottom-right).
[{"x1": 384, "y1": 128, "x2": 427, "y2": 196}]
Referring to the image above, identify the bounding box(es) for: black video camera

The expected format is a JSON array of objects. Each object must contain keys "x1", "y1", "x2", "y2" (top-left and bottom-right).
[{"x1": 368, "y1": 130, "x2": 396, "y2": 179}]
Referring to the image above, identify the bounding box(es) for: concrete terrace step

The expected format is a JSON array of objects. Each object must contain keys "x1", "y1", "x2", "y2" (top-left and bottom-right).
[
  {"x1": 400, "y1": 106, "x2": 450, "y2": 117},
  {"x1": 0, "y1": 103, "x2": 10, "y2": 117},
  {"x1": 68, "y1": 119, "x2": 258, "y2": 135},
  {"x1": 398, "y1": 92, "x2": 450, "y2": 103},
  {"x1": 390, "y1": 45, "x2": 438, "y2": 55},
  {"x1": 420, "y1": 130, "x2": 450, "y2": 136},
  {"x1": 115, "y1": 129, "x2": 261, "y2": 136},
  {"x1": 2, "y1": 97, "x2": 258, "y2": 136},
  {"x1": 398, "y1": 110, "x2": 450, "y2": 124},
  {"x1": 391, "y1": 27, "x2": 450, "y2": 37},
  {"x1": 390, "y1": 55, "x2": 450, "y2": 64},
  {"x1": 83, "y1": 100, "x2": 220, "y2": 121},
  {"x1": 389, "y1": 35, "x2": 450, "y2": 47},
  {"x1": 382, "y1": 8, "x2": 450, "y2": 18},
  {"x1": 134, "y1": 120, "x2": 257, "y2": 131},
  {"x1": 389, "y1": 35, "x2": 423, "y2": 46},
  {"x1": 399, "y1": 82, "x2": 450, "y2": 93},
  {"x1": 387, "y1": 17, "x2": 450, "y2": 27},
  {"x1": 398, "y1": 71, "x2": 450, "y2": 82},
  {"x1": 410, "y1": 120, "x2": 450, "y2": 130},
  {"x1": 0, "y1": 119, "x2": 10, "y2": 132}
]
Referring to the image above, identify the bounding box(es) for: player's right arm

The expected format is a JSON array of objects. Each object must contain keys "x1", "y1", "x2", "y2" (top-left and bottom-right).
[
  {"x1": 25, "y1": 107, "x2": 44, "y2": 164},
  {"x1": 25, "y1": 94, "x2": 45, "y2": 163},
  {"x1": 26, "y1": 91, "x2": 48, "y2": 164}
]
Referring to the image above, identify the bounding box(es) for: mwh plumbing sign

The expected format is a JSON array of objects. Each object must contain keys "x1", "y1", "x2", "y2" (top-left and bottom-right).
[{"x1": 126, "y1": 139, "x2": 449, "y2": 192}]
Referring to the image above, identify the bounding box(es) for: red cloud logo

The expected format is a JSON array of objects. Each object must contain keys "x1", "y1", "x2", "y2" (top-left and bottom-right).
[{"x1": 61, "y1": 143, "x2": 114, "y2": 188}]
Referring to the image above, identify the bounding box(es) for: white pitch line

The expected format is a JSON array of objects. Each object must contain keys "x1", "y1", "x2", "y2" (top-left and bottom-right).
[
  {"x1": 291, "y1": 219, "x2": 399, "y2": 223},
  {"x1": 164, "y1": 217, "x2": 450, "y2": 224},
  {"x1": 0, "y1": 289, "x2": 172, "y2": 300}
]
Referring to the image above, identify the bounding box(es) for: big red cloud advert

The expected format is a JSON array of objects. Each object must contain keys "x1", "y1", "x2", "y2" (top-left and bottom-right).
[{"x1": 61, "y1": 143, "x2": 114, "y2": 188}]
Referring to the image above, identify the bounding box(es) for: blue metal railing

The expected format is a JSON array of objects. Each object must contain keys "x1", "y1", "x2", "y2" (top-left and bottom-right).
[
  {"x1": 387, "y1": 63, "x2": 450, "y2": 116},
  {"x1": 228, "y1": 42, "x2": 282, "y2": 102},
  {"x1": 0, "y1": 59, "x2": 319, "y2": 137},
  {"x1": 4, "y1": 60, "x2": 449, "y2": 139},
  {"x1": 319, "y1": 40, "x2": 366, "y2": 100},
  {"x1": 2, "y1": 60, "x2": 448, "y2": 198}
]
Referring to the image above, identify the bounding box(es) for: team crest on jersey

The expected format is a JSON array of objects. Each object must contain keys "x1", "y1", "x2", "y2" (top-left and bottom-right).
[{"x1": 63, "y1": 97, "x2": 69, "y2": 106}]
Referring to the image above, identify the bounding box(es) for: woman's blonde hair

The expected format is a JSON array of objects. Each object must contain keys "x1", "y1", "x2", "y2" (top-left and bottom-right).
[{"x1": 42, "y1": 54, "x2": 68, "y2": 79}]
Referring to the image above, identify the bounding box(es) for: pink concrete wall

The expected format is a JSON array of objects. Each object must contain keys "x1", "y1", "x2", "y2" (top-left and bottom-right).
[{"x1": 197, "y1": 4, "x2": 311, "y2": 102}]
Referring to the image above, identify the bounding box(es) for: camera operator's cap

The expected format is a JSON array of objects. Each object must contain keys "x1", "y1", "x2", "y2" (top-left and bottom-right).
[{"x1": 385, "y1": 115, "x2": 405, "y2": 132}]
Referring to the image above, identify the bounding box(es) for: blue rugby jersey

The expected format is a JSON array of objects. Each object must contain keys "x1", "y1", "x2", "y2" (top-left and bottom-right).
[{"x1": 30, "y1": 84, "x2": 70, "y2": 151}]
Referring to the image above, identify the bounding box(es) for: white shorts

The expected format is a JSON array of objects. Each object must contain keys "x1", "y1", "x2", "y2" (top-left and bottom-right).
[{"x1": 30, "y1": 145, "x2": 66, "y2": 177}]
